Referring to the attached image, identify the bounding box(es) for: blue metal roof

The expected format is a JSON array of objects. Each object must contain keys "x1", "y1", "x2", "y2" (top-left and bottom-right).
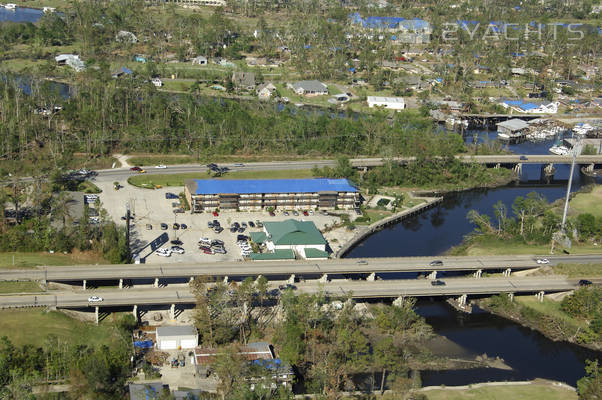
[{"x1": 190, "y1": 178, "x2": 358, "y2": 195}]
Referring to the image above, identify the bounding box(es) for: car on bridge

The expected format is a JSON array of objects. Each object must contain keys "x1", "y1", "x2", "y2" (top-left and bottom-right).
[
  {"x1": 429, "y1": 260, "x2": 444, "y2": 266},
  {"x1": 520, "y1": 155, "x2": 528, "y2": 161},
  {"x1": 130, "y1": 166, "x2": 142, "y2": 172},
  {"x1": 430, "y1": 279, "x2": 445, "y2": 286},
  {"x1": 536, "y1": 258, "x2": 550, "y2": 264},
  {"x1": 578, "y1": 279, "x2": 592, "y2": 286},
  {"x1": 88, "y1": 296, "x2": 103, "y2": 303}
]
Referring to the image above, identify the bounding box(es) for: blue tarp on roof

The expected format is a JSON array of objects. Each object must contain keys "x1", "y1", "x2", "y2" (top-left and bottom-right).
[
  {"x1": 134, "y1": 340, "x2": 153, "y2": 348},
  {"x1": 253, "y1": 359, "x2": 283, "y2": 370},
  {"x1": 190, "y1": 179, "x2": 358, "y2": 195},
  {"x1": 350, "y1": 13, "x2": 429, "y2": 30},
  {"x1": 121, "y1": 67, "x2": 133, "y2": 75},
  {"x1": 503, "y1": 100, "x2": 541, "y2": 111}
]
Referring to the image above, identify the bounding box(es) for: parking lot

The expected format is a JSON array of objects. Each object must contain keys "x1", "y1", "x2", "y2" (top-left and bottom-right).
[{"x1": 93, "y1": 180, "x2": 346, "y2": 264}]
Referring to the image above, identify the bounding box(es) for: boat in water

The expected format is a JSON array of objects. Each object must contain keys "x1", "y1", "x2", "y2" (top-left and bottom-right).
[
  {"x1": 4, "y1": 3, "x2": 16, "y2": 9},
  {"x1": 43, "y1": 6, "x2": 56, "y2": 13},
  {"x1": 549, "y1": 145, "x2": 569, "y2": 155}
]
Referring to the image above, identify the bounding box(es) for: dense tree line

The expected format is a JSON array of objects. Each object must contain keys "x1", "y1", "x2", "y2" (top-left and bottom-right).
[{"x1": 0, "y1": 316, "x2": 135, "y2": 399}]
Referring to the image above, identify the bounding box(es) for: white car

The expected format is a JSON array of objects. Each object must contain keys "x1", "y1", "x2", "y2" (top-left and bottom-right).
[
  {"x1": 88, "y1": 296, "x2": 103, "y2": 303},
  {"x1": 171, "y1": 246, "x2": 185, "y2": 254},
  {"x1": 151, "y1": 78, "x2": 163, "y2": 87},
  {"x1": 536, "y1": 258, "x2": 550, "y2": 264},
  {"x1": 156, "y1": 248, "x2": 171, "y2": 257},
  {"x1": 155, "y1": 164, "x2": 167, "y2": 169},
  {"x1": 199, "y1": 238, "x2": 211, "y2": 245}
]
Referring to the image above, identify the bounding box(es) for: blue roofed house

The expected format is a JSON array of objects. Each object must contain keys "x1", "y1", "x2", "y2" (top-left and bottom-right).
[
  {"x1": 129, "y1": 382, "x2": 167, "y2": 400},
  {"x1": 499, "y1": 99, "x2": 559, "y2": 114},
  {"x1": 184, "y1": 178, "x2": 360, "y2": 213},
  {"x1": 349, "y1": 13, "x2": 431, "y2": 43}
]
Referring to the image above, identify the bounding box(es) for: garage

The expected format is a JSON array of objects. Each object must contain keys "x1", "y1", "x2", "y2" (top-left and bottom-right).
[{"x1": 155, "y1": 326, "x2": 198, "y2": 351}]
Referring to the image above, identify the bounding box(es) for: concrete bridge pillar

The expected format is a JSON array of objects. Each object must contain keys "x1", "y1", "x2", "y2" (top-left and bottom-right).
[
  {"x1": 133, "y1": 305, "x2": 138, "y2": 321},
  {"x1": 494, "y1": 163, "x2": 501, "y2": 169},
  {"x1": 119, "y1": 279, "x2": 123, "y2": 289},
  {"x1": 585, "y1": 163, "x2": 594, "y2": 173},
  {"x1": 154, "y1": 278, "x2": 159, "y2": 288},
  {"x1": 457, "y1": 294, "x2": 467, "y2": 307},
  {"x1": 544, "y1": 163, "x2": 555, "y2": 177},
  {"x1": 503, "y1": 268, "x2": 512, "y2": 277},
  {"x1": 223, "y1": 276, "x2": 229, "y2": 283},
  {"x1": 536, "y1": 291, "x2": 545, "y2": 302},
  {"x1": 393, "y1": 296, "x2": 406, "y2": 307},
  {"x1": 513, "y1": 163, "x2": 522, "y2": 176},
  {"x1": 83, "y1": 280, "x2": 87, "y2": 290},
  {"x1": 94, "y1": 306, "x2": 99, "y2": 325},
  {"x1": 367, "y1": 273, "x2": 376, "y2": 282},
  {"x1": 287, "y1": 274, "x2": 296, "y2": 284},
  {"x1": 319, "y1": 274, "x2": 329, "y2": 283},
  {"x1": 428, "y1": 270, "x2": 437, "y2": 280},
  {"x1": 189, "y1": 277, "x2": 194, "y2": 283},
  {"x1": 473, "y1": 269, "x2": 482, "y2": 278},
  {"x1": 170, "y1": 304, "x2": 176, "y2": 320},
  {"x1": 508, "y1": 293, "x2": 514, "y2": 302}
]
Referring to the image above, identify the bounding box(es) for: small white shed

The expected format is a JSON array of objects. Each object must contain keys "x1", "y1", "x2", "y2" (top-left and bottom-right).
[
  {"x1": 367, "y1": 96, "x2": 405, "y2": 110},
  {"x1": 156, "y1": 326, "x2": 198, "y2": 350}
]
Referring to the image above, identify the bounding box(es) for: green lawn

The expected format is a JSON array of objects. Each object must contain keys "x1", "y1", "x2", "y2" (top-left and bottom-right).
[
  {"x1": 0, "y1": 252, "x2": 108, "y2": 269},
  {"x1": 0, "y1": 281, "x2": 43, "y2": 294},
  {"x1": 455, "y1": 239, "x2": 602, "y2": 256},
  {"x1": 128, "y1": 169, "x2": 314, "y2": 188},
  {"x1": 0, "y1": 309, "x2": 119, "y2": 347},
  {"x1": 552, "y1": 263, "x2": 602, "y2": 278},
  {"x1": 569, "y1": 185, "x2": 602, "y2": 218},
  {"x1": 420, "y1": 383, "x2": 577, "y2": 400}
]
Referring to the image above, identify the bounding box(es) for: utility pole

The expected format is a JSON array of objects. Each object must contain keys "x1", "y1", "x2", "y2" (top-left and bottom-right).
[
  {"x1": 125, "y1": 202, "x2": 131, "y2": 261},
  {"x1": 560, "y1": 137, "x2": 582, "y2": 232}
]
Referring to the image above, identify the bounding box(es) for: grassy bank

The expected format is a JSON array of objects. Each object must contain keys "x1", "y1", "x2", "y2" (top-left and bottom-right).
[
  {"x1": 127, "y1": 169, "x2": 314, "y2": 188},
  {"x1": 569, "y1": 185, "x2": 602, "y2": 218},
  {"x1": 0, "y1": 309, "x2": 118, "y2": 347},
  {"x1": 447, "y1": 236, "x2": 602, "y2": 256},
  {"x1": 479, "y1": 294, "x2": 601, "y2": 350},
  {"x1": 418, "y1": 382, "x2": 576, "y2": 400},
  {"x1": 0, "y1": 251, "x2": 108, "y2": 269},
  {"x1": 0, "y1": 281, "x2": 43, "y2": 294}
]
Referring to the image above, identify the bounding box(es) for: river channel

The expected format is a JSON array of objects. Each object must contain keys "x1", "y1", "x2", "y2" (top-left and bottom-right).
[
  {"x1": 0, "y1": 6, "x2": 45, "y2": 23},
  {"x1": 346, "y1": 129, "x2": 601, "y2": 388}
]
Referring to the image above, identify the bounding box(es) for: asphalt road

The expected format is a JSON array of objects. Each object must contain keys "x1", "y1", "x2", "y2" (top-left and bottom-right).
[
  {"x1": 2, "y1": 254, "x2": 598, "y2": 282},
  {"x1": 0, "y1": 276, "x2": 578, "y2": 308}
]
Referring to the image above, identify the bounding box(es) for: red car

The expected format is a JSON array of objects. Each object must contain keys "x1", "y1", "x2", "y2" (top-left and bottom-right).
[
  {"x1": 213, "y1": 211, "x2": 219, "y2": 217},
  {"x1": 269, "y1": 211, "x2": 275, "y2": 216},
  {"x1": 202, "y1": 248, "x2": 213, "y2": 255},
  {"x1": 130, "y1": 166, "x2": 142, "y2": 171},
  {"x1": 303, "y1": 210, "x2": 309, "y2": 216}
]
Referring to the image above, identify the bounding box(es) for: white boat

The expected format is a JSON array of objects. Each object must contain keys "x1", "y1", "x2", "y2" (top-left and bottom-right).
[
  {"x1": 4, "y1": 3, "x2": 16, "y2": 9},
  {"x1": 549, "y1": 145, "x2": 569, "y2": 155},
  {"x1": 497, "y1": 132, "x2": 510, "y2": 140},
  {"x1": 43, "y1": 6, "x2": 56, "y2": 13}
]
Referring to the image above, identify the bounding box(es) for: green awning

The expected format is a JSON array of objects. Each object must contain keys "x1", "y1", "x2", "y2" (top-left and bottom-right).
[
  {"x1": 250, "y1": 231, "x2": 267, "y2": 244},
  {"x1": 304, "y1": 248, "x2": 329, "y2": 259},
  {"x1": 250, "y1": 249, "x2": 295, "y2": 261}
]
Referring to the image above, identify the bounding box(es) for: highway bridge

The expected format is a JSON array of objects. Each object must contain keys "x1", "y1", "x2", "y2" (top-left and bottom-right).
[
  {"x1": 2, "y1": 255, "x2": 598, "y2": 285},
  {"x1": 0, "y1": 276, "x2": 578, "y2": 310}
]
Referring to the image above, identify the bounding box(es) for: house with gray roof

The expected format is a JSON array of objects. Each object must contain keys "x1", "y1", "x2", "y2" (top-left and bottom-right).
[
  {"x1": 290, "y1": 80, "x2": 328, "y2": 96},
  {"x1": 156, "y1": 325, "x2": 198, "y2": 350}
]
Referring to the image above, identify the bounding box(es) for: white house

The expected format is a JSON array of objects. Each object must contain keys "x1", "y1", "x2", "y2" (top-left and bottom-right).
[
  {"x1": 156, "y1": 326, "x2": 198, "y2": 350},
  {"x1": 192, "y1": 56, "x2": 208, "y2": 65},
  {"x1": 367, "y1": 96, "x2": 405, "y2": 110},
  {"x1": 290, "y1": 80, "x2": 328, "y2": 96}
]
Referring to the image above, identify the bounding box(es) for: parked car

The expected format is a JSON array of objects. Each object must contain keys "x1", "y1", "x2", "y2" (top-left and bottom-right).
[
  {"x1": 292, "y1": 210, "x2": 299, "y2": 216},
  {"x1": 199, "y1": 245, "x2": 211, "y2": 251},
  {"x1": 180, "y1": 224, "x2": 187, "y2": 230},
  {"x1": 173, "y1": 223, "x2": 180, "y2": 230},
  {"x1": 429, "y1": 260, "x2": 444, "y2": 266},
  {"x1": 202, "y1": 248, "x2": 214, "y2": 255},
  {"x1": 256, "y1": 220, "x2": 264, "y2": 227},
  {"x1": 430, "y1": 279, "x2": 445, "y2": 286},
  {"x1": 155, "y1": 164, "x2": 167, "y2": 169},
  {"x1": 269, "y1": 211, "x2": 275, "y2": 217},
  {"x1": 146, "y1": 224, "x2": 152, "y2": 230},
  {"x1": 165, "y1": 192, "x2": 179, "y2": 199},
  {"x1": 208, "y1": 221, "x2": 214, "y2": 228},
  {"x1": 308, "y1": 210, "x2": 314, "y2": 215},
  {"x1": 171, "y1": 239, "x2": 183, "y2": 245},
  {"x1": 241, "y1": 222, "x2": 247, "y2": 228},
  {"x1": 199, "y1": 237, "x2": 211, "y2": 244},
  {"x1": 88, "y1": 296, "x2": 103, "y2": 303},
  {"x1": 173, "y1": 208, "x2": 184, "y2": 214},
  {"x1": 283, "y1": 211, "x2": 289, "y2": 216},
  {"x1": 212, "y1": 239, "x2": 225, "y2": 246},
  {"x1": 237, "y1": 235, "x2": 248, "y2": 242},
  {"x1": 213, "y1": 248, "x2": 227, "y2": 254},
  {"x1": 303, "y1": 211, "x2": 309, "y2": 216},
  {"x1": 238, "y1": 227, "x2": 245, "y2": 233},
  {"x1": 213, "y1": 211, "x2": 219, "y2": 217},
  {"x1": 130, "y1": 166, "x2": 142, "y2": 172},
  {"x1": 214, "y1": 226, "x2": 224, "y2": 233},
  {"x1": 156, "y1": 248, "x2": 171, "y2": 257},
  {"x1": 171, "y1": 246, "x2": 185, "y2": 254},
  {"x1": 248, "y1": 221, "x2": 255, "y2": 228},
  {"x1": 213, "y1": 219, "x2": 220, "y2": 226},
  {"x1": 160, "y1": 223, "x2": 168, "y2": 230},
  {"x1": 536, "y1": 258, "x2": 550, "y2": 264}
]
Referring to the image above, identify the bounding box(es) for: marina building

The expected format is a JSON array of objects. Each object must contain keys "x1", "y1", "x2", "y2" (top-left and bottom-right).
[{"x1": 184, "y1": 178, "x2": 359, "y2": 213}]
